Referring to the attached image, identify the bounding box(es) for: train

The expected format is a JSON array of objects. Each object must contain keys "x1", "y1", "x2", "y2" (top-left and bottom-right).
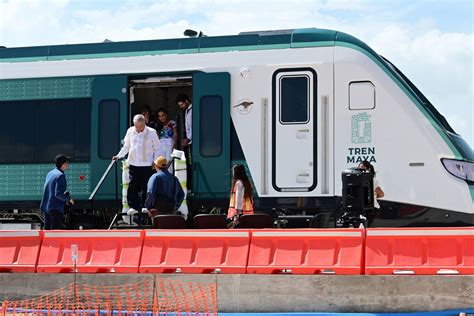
[{"x1": 0, "y1": 28, "x2": 472, "y2": 228}]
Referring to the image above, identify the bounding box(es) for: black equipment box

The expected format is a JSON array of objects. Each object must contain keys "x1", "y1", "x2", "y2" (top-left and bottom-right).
[{"x1": 341, "y1": 168, "x2": 374, "y2": 214}]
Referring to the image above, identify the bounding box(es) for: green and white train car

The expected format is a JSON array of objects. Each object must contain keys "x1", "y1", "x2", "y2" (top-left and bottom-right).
[{"x1": 0, "y1": 28, "x2": 472, "y2": 228}]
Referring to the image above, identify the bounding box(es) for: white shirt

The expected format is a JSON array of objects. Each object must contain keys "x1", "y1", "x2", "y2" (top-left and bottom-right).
[
  {"x1": 185, "y1": 104, "x2": 192, "y2": 143},
  {"x1": 117, "y1": 126, "x2": 160, "y2": 167},
  {"x1": 373, "y1": 177, "x2": 381, "y2": 209}
]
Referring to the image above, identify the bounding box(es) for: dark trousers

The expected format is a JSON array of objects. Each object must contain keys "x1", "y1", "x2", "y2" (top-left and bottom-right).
[
  {"x1": 44, "y1": 210, "x2": 64, "y2": 230},
  {"x1": 184, "y1": 144, "x2": 192, "y2": 190},
  {"x1": 128, "y1": 165, "x2": 154, "y2": 210}
]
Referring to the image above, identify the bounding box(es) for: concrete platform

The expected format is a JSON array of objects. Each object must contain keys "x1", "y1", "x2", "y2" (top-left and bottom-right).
[{"x1": 0, "y1": 274, "x2": 473, "y2": 312}]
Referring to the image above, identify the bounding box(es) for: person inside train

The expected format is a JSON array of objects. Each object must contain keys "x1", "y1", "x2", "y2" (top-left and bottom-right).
[
  {"x1": 358, "y1": 160, "x2": 385, "y2": 209},
  {"x1": 175, "y1": 93, "x2": 192, "y2": 190},
  {"x1": 227, "y1": 164, "x2": 254, "y2": 227},
  {"x1": 155, "y1": 108, "x2": 178, "y2": 161},
  {"x1": 139, "y1": 105, "x2": 155, "y2": 127}
]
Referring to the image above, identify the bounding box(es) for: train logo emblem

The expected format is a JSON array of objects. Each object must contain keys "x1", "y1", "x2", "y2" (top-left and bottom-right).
[
  {"x1": 234, "y1": 100, "x2": 254, "y2": 115},
  {"x1": 351, "y1": 112, "x2": 372, "y2": 143}
]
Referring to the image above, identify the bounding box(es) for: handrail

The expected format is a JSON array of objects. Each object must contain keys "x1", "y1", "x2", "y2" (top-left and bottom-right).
[
  {"x1": 167, "y1": 156, "x2": 176, "y2": 174},
  {"x1": 94, "y1": 156, "x2": 181, "y2": 229},
  {"x1": 106, "y1": 157, "x2": 178, "y2": 229},
  {"x1": 88, "y1": 159, "x2": 118, "y2": 201}
]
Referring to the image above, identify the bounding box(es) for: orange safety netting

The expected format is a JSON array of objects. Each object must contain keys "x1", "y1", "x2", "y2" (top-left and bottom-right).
[{"x1": 1, "y1": 277, "x2": 217, "y2": 316}]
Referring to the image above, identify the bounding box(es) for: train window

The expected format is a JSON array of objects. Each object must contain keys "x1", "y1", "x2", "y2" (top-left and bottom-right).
[
  {"x1": 349, "y1": 81, "x2": 375, "y2": 110},
  {"x1": 199, "y1": 95, "x2": 223, "y2": 157},
  {"x1": 0, "y1": 98, "x2": 91, "y2": 164},
  {"x1": 98, "y1": 99, "x2": 120, "y2": 159},
  {"x1": 36, "y1": 98, "x2": 91, "y2": 163},
  {"x1": 279, "y1": 75, "x2": 310, "y2": 124},
  {"x1": 36, "y1": 100, "x2": 75, "y2": 162},
  {"x1": 0, "y1": 100, "x2": 35, "y2": 163}
]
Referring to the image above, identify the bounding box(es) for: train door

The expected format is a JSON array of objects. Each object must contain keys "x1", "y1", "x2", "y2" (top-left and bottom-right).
[
  {"x1": 272, "y1": 68, "x2": 317, "y2": 192},
  {"x1": 192, "y1": 72, "x2": 231, "y2": 198},
  {"x1": 91, "y1": 76, "x2": 128, "y2": 199}
]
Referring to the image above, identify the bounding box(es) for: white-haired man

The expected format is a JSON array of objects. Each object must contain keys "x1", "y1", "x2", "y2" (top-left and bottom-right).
[{"x1": 113, "y1": 114, "x2": 160, "y2": 211}]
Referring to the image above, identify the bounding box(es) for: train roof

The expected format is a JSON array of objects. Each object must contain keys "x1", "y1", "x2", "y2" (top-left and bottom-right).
[{"x1": 0, "y1": 28, "x2": 371, "y2": 62}]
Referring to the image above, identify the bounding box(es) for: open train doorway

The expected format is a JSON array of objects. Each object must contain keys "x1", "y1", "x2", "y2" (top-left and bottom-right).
[
  {"x1": 128, "y1": 75, "x2": 192, "y2": 201},
  {"x1": 128, "y1": 72, "x2": 231, "y2": 205},
  {"x1": 129, "y1": 75, "x2": 192, "y2": 150}
]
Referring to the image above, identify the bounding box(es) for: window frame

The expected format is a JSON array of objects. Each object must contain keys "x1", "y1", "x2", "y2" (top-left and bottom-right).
[
  {"x1": 278, "y1": 74, "x2": 311, "y2": 125},
  {"x1": 348, "y1": 80, "x2": 376, "y2": 110}
]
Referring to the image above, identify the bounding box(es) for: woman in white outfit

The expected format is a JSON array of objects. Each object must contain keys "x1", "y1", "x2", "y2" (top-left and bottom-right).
[
  {"x1": 155, "y1": 108, "x2": 178, "y2": 161},
  {"x1": 358, "y1": 161, "x2": 384, "y2": 209}
]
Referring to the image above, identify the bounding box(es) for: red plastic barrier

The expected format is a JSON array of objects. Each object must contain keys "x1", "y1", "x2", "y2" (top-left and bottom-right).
[
  {"x1": 0, "y1": 230, "x2": 42, "y2": 273},
  {"x1": 37, "y1": 230, "x2": 143, "y2": 273},
  {"x1": 140, "y1": 230, "x2": 250, "y2": 273},
  {"x1": 365, "y1": 228, "x2": 474, "y2": 275},
  {"x1": 247, "y1": 229, "x2": 364, "y2": 274}
]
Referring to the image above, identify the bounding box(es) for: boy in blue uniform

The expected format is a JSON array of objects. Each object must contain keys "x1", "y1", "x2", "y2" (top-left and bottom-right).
[{"x1": 40, "y1": 154, "x2": 75, "y2": 230}]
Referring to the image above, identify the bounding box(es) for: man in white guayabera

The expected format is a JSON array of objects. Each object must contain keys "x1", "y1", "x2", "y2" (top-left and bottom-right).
[{"x1": 113, "y1": 114, "x2": 160, "y2": 211}]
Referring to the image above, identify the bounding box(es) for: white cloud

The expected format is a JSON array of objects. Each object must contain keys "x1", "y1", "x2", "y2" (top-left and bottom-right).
[
  {"x1": 0, "y1": 0, "x2": 472, "y2": 145},
  {"x1": 0, "y1": 0, "x2": 70, "y2": 45},
  {"x1": 365, "y1": 24, "x2": 473, "y2": 144}
]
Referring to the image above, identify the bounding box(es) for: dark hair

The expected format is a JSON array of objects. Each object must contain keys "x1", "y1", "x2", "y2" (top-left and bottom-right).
[
  {"x1": 55, "y1": 154, "x2": 70, "y2": 168},
  {"x1": 175, "y1": 93, "x2": 190, "y2": 104},
  {"x1": 359, "y1": 160, "x2": 375, "y2": 173},
  {"x1": 156, "y1": 108, "x2": 168, "y2": 115},
  {"x1": 231, "y1": 164, "x2": 253, "y2": 200},
  {"x1": 140, "y1": 105, "x2": 151, "y2": 114}
]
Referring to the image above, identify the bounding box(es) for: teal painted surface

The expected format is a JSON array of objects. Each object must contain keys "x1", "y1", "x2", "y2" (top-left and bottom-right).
[
  {"x1": 0, "y1": 77, "x2": 93, "y2": 101},
  {"x1": 470, "y1": 185, "x2": 474, "y2": 202},
  {"x1": 1, "y1": 45, "x2": 292, "y2": 62},
  {"x1": 0, "y1": 164, "x2": 91, "y2": 201},
  {"x1": 90, "y1": 76, "x2": 128, "y2": 200},
  {"x1": 291, "y1": 28, "x2": 335, "y2": 47},
  {"x1": 192, "y1": 72, "x2": 231, "y2": 198},
  {"x1": 0, "y1": 29, "x2": 337, "y2": 63}
]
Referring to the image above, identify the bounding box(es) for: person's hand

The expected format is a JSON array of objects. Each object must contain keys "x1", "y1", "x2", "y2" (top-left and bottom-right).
[
  {"x1": 112, "y1": 156, "x2": 120, "y2": 161},
  {"x1": 181, "y1": 138, "x2": 190, "y2": 147},
  {"x1": 69, "y1": 198, "x2": 75, "y2": 206}
]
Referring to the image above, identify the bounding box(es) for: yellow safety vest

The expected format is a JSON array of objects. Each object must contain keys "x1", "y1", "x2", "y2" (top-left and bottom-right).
[{"x1": 228, "y1": 183, "x2": 254, "y2": 218}]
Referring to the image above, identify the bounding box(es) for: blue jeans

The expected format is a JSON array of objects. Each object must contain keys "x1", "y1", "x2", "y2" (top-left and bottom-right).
[{"x1": 44, "y1": 210, "x2": 64, "y2": 230}]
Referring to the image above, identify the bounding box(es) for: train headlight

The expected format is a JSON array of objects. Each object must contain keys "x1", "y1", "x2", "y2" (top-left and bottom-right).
[{"x1": 441, "y1": 159, "x2": 474, "y2": 182}]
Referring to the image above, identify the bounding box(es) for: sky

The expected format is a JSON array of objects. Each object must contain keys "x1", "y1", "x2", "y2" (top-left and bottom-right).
[{"x1": 0, "y1": 0, "x2": 473, "y2": 146}]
